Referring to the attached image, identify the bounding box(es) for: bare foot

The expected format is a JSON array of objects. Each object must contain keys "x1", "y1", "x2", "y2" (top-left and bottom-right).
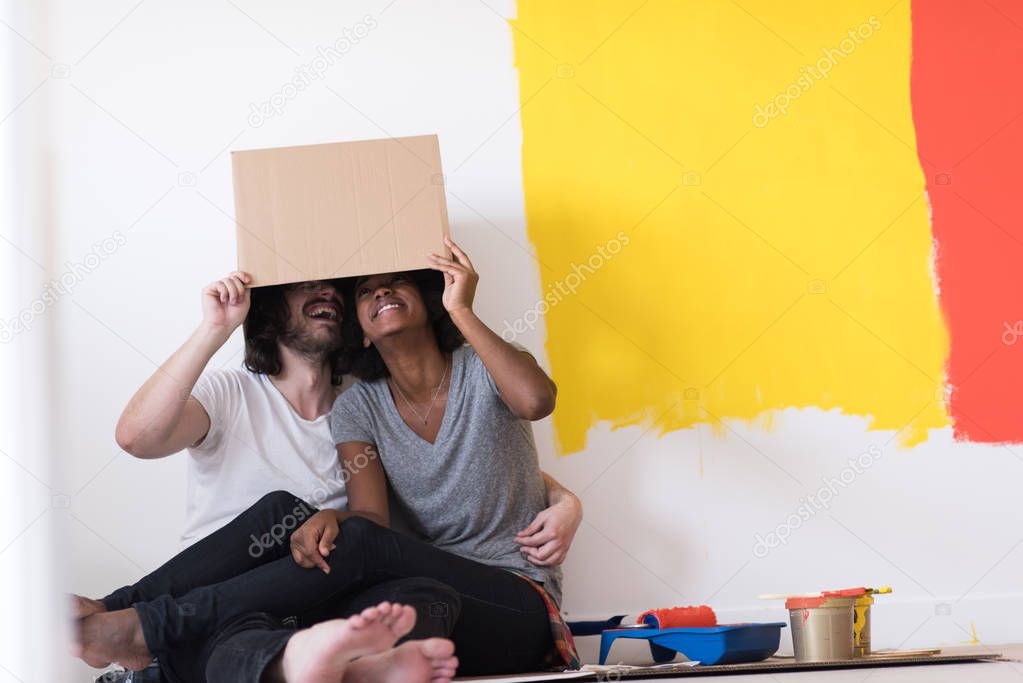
[
  {"x1": 278, "y1": 602, "x2": 416, "y2": 683},
  {"x1": 343, "y1": 638, "x2": 458, "y2": 683},
  {"x1": 74, "y1": 608, "x2": 153, "y2": 671},
  {"x1": 70, "y1": 594, "x2": 107, "y2": 619}
]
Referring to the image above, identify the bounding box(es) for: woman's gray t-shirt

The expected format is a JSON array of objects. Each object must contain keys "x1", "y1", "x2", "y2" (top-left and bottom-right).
[{"x1": 330, "y1": 345, "x2": 562, "y2": 604}]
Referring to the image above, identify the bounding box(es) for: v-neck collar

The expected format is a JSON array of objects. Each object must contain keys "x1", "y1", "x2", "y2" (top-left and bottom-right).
[{"x1": 383, "y1": 347, "x2": 463, "y2": 448}]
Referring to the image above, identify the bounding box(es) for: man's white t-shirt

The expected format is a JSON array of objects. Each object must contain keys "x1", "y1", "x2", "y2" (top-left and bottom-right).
[{"x1": 183, "y1": 368, "x2": 348, "y2": 547}]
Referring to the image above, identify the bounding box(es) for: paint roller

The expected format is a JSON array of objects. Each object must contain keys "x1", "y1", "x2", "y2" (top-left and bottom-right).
[
  {"x1": 567, "y1": 605, "x2": 717, "y2": 636},
  {"x1": 638, "y1": 605, "x2": 717, "y2": 629}
]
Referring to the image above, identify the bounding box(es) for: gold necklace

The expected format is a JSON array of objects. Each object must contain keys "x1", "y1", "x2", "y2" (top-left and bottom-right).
[{"x1": 390, "y1": 360, "x2": 449, "y2": 425}]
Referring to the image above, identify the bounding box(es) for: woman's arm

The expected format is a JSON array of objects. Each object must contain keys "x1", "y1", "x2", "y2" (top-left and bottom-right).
[
  {"x1": 289, "y1": 441, "x2": 390, "y2": 573},
  {"x1": 429, "y1": 238, "x2": 557, "y2": 420},
  {"x1": 338, "y1": 441, "x2": 390, "y2": 528}
]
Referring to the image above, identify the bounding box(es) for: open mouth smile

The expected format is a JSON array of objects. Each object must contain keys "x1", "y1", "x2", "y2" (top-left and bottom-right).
[
  {"x1": 372, "y1": 299, "x2": 404, "y2": 320},
  {"x1": 305, "y1": 301, "x2": 341, "y2": 322}
]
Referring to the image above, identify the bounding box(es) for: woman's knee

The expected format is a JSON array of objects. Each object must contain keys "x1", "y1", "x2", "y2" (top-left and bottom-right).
[
  {"x1": 338, "y1": 514, "x2": 385, "y2": 540},
  {"x1": 330, "y1": 516, "x2": 392, "y2": 564}
]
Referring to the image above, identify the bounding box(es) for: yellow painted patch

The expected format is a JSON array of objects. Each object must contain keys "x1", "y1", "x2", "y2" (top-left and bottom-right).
[
  {"x1": 963, "y1": 622, "x2": 981, "y2": 645},
  {"x1": 512, "y1": 1, "x2": 949, "y2": 454}
]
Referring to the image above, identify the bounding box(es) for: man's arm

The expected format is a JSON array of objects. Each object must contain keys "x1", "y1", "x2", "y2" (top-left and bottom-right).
[
  {"x1": 542, "y1": 471, "x2": 579, "y2": 509},
  {"x1": 515, "y1": 471, "x2": 583, "y2": 567},
  {"x1": 114, "y1": 271, "x2": 251, "y2": 459}
]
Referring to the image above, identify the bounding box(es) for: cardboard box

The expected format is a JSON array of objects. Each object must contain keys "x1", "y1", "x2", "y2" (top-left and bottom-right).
[{"x1": 231, "y1": 134, "x2": 450, "y2": 287}]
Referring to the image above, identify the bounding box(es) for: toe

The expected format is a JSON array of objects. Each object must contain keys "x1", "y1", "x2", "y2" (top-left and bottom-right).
[
  {"x1": 420, "y1": 638, "x2": 456, "y2": 659},
  {"x1": 378, "y1": 603, "x2": 399, "y2": 627},
  {"x1": 392, "y1": 605, "x2": 416, "y2": 635},
  {"x1": 359, "y1": 603, "x2": 384, "y2": 623},
  {"x1": 434, "y1": 662, "x2": 457, "y2": 676}
]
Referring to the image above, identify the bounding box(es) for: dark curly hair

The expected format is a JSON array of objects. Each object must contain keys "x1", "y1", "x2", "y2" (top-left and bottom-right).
[
  {"x1": 342, "y1": 269, "x2": 464, "y2": 381},
  {"x1": 243, "y1": 282, "x2": 350, "y2": 385}
]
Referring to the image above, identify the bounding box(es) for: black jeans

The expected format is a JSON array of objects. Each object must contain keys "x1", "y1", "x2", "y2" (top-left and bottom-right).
[
  {"x1": 127, "y1": 492, "x2": 554, "y2": 679},
  {"x1": 201, "y1": 576, "x2": 460, "y2": 683},
  {"x1": 103, "y1": 492, "x2": 460, "y2": 682}
]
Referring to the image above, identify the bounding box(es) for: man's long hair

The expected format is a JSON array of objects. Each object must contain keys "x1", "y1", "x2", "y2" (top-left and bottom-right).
[
  {"x1": 342, "y1": 270, "x2": 464, "y2": 381},
  {"x1": 243, "y1": 283, "x2": 350, "y2": 385}
]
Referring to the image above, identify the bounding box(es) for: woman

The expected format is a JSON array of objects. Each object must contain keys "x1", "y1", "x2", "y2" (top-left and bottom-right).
[
  {"x1": 296, "y1": 238, "x2": 578, "y2": 672},
  {"x1": 75, "y1": 239, "x2": 579, "y2": 679}
]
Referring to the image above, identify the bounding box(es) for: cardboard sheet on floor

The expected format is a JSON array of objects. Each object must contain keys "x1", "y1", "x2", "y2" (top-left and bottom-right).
[
  {"x1": 231, "y1": 134, "x2": 451, "y2": 287},
  {"x1": 453, "y1": 652, "x2": 1003, "y2": 681},
  {"x1": 455, "y1": 673, "x2": 591, "y2": 682}
]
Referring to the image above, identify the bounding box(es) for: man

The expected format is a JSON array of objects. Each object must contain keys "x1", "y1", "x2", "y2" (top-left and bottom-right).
[
  {"x1": 113, "y1": 273, "x2": 353, "y2": 547},
  {"x1": 75, "y1": 271, "x2": 582, "y2": 679}
]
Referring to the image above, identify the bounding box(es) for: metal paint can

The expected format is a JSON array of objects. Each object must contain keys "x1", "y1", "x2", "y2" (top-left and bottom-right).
[{"x1": 786, "y1": 596, "x2": 856, "y2": 662}]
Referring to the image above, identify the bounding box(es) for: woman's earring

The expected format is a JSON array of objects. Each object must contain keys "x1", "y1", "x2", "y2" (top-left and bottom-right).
[{"x1": 363, "y1": 336, "x2": 371, "y2": 348}]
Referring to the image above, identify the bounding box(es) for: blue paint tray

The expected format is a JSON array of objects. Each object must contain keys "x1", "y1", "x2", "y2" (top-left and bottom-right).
[{"x1": 599, "y1": 622, "x2": 787, "y2": 666}]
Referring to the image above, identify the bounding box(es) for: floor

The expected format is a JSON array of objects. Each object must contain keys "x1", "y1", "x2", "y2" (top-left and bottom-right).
[
  {"x1": 458, "y1": 645, "x2": 1023, "y2": 682},
  {"x1": 624, "y1": 649, "x2": 1021, "y2": 682},
  {"x1": 618, "y1": 652, "x2": 1021, "y2": 682}
]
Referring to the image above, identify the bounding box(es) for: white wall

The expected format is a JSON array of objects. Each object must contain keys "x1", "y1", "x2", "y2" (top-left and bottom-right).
[
  {"x1": 7, "y1": 0, "x2": 1017, "y2": 679},
  {"x1": 1, "y1": 1, "x2": 67, "y2": 680}
]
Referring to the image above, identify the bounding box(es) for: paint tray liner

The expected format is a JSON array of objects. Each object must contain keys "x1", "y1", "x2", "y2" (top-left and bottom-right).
[{"x1": 599, "y1": 622, "x2": 787, "y2": 666}]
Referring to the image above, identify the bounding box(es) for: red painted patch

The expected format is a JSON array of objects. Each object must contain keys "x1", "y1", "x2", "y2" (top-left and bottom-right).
[{"x1": 911, "y1": 0, "x2": 1023, "y2": 442}]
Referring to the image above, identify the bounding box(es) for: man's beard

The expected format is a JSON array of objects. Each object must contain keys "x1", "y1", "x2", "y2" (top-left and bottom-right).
[{"x1": 280, "y1": 321, "x2": 342, "y2": 362}]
